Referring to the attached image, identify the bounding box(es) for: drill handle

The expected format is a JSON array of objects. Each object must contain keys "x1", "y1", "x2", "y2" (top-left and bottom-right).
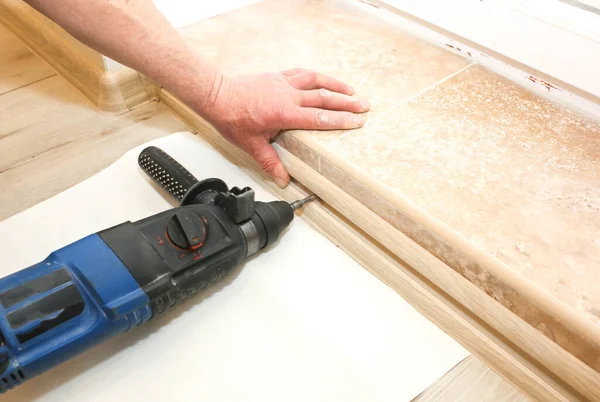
[
  {"x1": 0, "y1": 235, "x2": 152, "y2": 393},
  {"x1": 138, "y1": 146, "x2": 199, "y2": 201}
]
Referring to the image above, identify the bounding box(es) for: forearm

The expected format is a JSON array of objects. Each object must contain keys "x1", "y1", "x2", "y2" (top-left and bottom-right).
[
  {"x1": 24, "y1": 0, "x2": 368, "y2": 186},
  {"x1": 25, "y1": 0, "x2": 222, "y2": 114}
]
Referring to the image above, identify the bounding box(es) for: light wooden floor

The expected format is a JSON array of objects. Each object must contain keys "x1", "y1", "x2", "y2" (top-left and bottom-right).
[
  {"x1": 0, "y1": 24, "x2": 187, "y2": 221},
  {"x1": 414, "y1": 356, "x2": 529, "y2": 402},
  {"x1": 0, "y1": 23, "x2": 528, "y2": 401}
]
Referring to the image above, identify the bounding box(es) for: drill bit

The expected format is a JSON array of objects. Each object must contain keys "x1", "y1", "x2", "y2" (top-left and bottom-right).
[{"x1": 290, "y1": 194, "x2": 317, "y2": 211}]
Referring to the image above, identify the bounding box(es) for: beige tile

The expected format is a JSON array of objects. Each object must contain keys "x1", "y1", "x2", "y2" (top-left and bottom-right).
[
  {"x1": 318, "y1": 155, "x2": 400, "y2": 226},
  {"x1": 335, "y1": 64, "x2": 600, "y2": 323},
  {"x1": 0, "y1": 24, "x2": 55, "y2": 95},
  {"x1": 276, "y1": 132, "x2": 321, "y2": 172},
  {"x1": 180, "y1": 0, "x2": 470, "y2": 145}
]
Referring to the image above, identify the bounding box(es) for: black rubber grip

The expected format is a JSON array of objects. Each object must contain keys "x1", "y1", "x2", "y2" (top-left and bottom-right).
[{"x1": 138, "y1": 146, "x2": 199, "y2": 201}]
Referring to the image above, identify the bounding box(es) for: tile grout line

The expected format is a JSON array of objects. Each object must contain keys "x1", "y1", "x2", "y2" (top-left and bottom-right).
[
  {"x1": 384, "y1": 62, "x2": 475, "y2": 114},
  {"x1": 332, "y1": 62, "x2": 475, "y2": 144}
]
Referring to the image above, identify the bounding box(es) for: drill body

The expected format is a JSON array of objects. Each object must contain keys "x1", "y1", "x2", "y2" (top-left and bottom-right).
[{"x1": 0, "y1": 146, "x2": 303, "y2": 393}]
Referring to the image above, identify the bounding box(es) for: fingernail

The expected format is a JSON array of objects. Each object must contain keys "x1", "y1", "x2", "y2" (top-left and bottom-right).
[
  {"x1": 354, "y1": 115, "x2": 365, "y2": 127},
  {"x1": 275, "y1": 176, "x2": 288, "y2": 188},
  {"x1": 360, "y1": 99, "x2": 370, "y2": 111},
  {"x1": 348, "y1": 86, "x2": 355, "y2": 95},
  {"x1": 318, "y1": 111, "x2": 330, "y2": 125}
]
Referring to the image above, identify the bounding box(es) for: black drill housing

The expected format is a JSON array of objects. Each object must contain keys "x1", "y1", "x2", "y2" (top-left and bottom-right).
[{"x1": 97, "y1": 147, "x2": 295, "y2": 317}]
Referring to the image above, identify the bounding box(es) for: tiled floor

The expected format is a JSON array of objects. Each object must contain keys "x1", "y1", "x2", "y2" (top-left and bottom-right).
[
  {"x1": 180, "y1": 0, "x2": 470, "y2": 122},
  {"x1": 334, "y1": 64, "x2": 600, "y2": 319},
  {"x1": 177, "y1": 0, "x2": 600, "y2": 373}
]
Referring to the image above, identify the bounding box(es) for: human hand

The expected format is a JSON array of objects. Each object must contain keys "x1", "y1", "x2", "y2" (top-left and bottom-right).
[{"x1": 200, "y1": 69, "x2": 370, "y2": 188}]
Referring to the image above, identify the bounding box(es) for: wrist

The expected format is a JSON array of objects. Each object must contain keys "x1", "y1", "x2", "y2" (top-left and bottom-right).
[
  {"x1": 199, "y1": 71, "x2": 228, "y2": 120},
  {"x1": 158, "y1": 50, "x2": 229, "y2": 123},
  {"x1": 192, "y1": 72, "x2": 237, "y2": 128}
]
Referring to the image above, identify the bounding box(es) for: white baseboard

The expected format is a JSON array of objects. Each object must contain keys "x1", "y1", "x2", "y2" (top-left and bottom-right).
[{"x1": 374, "y1": 0, "x2": 600, "y2": 104}]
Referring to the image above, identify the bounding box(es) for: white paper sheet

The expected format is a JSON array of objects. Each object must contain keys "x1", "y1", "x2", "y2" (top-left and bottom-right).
[{"x1": 0, "y1": 132, "x2": 468, "y2": 402}]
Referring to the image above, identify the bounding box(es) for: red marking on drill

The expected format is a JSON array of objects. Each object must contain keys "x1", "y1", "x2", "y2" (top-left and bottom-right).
[
  {"x1": 190, "y1": 242, "x2": 204, "y2": 251},
  {"x1": 157, "y1": 236, "x2": 165, "y2": 245},
  {"x1": 180, "y1": 253, "x2": 186, "y2": 259}
]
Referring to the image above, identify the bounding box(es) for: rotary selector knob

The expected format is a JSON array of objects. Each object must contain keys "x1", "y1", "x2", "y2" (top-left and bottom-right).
[{"x1": 166, "y1": 211, "x2": 206, "y2": 250}]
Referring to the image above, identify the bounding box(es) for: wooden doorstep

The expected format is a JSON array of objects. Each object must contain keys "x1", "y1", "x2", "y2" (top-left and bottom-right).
[
  {"x1": 160, "y1": 89, "x2": 600, "y2": 401},
  {"x1": 8, "y1": 0, "x2": 600, "y2": 382},
  {"x1": 0, "y1": 71, "x2": 522, "y2": 400},
  {"x1": 172, "y1": 3, "x2": 600, "y2": 382},
  {"x1": 4, "y1": 0, "x2": 598, "y2": 396},
  {"x1": 0, "y1": 0, "x2": 156, "y2": 114},
  {"x1": 0, "y1": 26, "x2": 521, "y2": 397}
]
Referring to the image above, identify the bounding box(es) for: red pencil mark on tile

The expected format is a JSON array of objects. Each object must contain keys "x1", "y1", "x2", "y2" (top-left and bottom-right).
[
  {"x1": 446, "y1": 44, "x2": 467, "y2": 54},
  {"x1": 542, "y1": 81, "x2": 560, "y2": 91},
  {"x1": 467, "y1": 51, "x2": 472, "y2": 57},
  {"x1": 528, "y1": 75, "x2": 562, "y2": 92}
]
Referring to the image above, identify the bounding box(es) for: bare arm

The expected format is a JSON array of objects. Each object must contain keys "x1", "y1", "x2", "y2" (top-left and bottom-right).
[
  {"x1": 24, "y1": 0, "x2": 221, "y2": 114},
  {"x1": 24, "y1": 0, "x2": 369, "y2": 187}
]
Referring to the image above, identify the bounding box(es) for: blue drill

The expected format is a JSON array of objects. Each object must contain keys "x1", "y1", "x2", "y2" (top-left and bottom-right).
[{"x1": 0, "y1": 146, "x2": 314, "y2": 393}]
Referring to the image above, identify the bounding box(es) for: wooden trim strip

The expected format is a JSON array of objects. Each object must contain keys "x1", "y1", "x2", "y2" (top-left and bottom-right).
[
  {"x1": 0, "y1": 0, "x2": 155, "y2": 114},
  {"x1": 282, "y1": 127, "x2": 600, "y2": 376}
]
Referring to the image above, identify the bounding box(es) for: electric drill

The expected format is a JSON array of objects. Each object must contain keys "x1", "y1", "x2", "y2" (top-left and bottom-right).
[{"x1": 0, "y1": 146, "x2": 314, "y2": 394}]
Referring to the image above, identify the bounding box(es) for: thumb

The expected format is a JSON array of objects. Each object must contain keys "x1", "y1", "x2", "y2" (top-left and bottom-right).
[{"x1": 247, "y1": 139, "x2": 290, "y2": 188}]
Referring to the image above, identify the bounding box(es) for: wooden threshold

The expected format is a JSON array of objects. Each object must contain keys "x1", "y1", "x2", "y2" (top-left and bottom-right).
[
  {"x1": 159, "y1": 89, "x2": 599, "y2": 401},
  {"x1": 4, "y1": 0, "x2": 597, "y2": 395}
]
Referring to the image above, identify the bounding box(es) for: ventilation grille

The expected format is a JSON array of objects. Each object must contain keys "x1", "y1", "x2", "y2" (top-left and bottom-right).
[
  {"x1": 122, "y1": 305, "x2": 153, "y2": 333},
  {"x1": 0, "y1": 369, "x2": 25, "y2": 393}
]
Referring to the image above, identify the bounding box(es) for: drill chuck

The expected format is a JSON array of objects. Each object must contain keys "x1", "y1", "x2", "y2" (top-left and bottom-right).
[{"x1": 291, "y1": 195, "x2": 317, "y2": 211}]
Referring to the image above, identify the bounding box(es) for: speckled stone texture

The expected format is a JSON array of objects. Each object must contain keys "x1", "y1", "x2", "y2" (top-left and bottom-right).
[
  {"x1": 334, "y1": 65, "x2": 600, "y2": 323},
  {"x1": 179, "y1": 0, "x2": 600, "y2": 372}
]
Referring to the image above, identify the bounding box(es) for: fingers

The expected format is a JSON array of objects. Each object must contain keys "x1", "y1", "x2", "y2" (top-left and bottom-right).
[
  {"x1": 281, "y1": 68, "x2": 305, "y2": 76},
  {"x1": 247, "y1": 138, "x2": 290, "y2": 188},
  {"x1": 285, "y1": 69, "x2": 354, "y2": 95},
  {"x1": 284, "y1": 107, "x2": 365, "y2": 130},
  {"x1": 297, "y1": 88, "x2": 369, "y2": 113}
]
